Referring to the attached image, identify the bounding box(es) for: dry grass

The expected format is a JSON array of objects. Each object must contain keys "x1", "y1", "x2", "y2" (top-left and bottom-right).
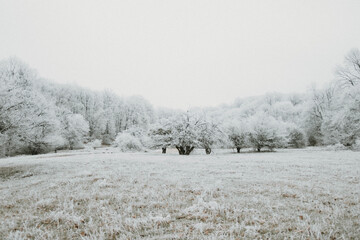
[{"x1": 0, "y1": 148, "x2": 359, "y2": 239}]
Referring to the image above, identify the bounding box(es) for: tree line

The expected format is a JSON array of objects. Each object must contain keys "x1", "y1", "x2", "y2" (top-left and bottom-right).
[
  {"x1": 1, "y1": 49, "x2": 359, "y2": 157},
  {"x1": 0, "y1": 58, "x2": 154, "y2": 156}
]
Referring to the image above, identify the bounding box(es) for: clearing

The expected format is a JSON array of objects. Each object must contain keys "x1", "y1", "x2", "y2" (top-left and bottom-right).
[{"x1": 0, "y1": 148, "x2": 359, "y2": 239}]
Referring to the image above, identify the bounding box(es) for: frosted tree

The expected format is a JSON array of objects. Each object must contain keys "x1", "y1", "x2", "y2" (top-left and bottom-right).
[
  {"x1": 288, "y1": 93, "x2": 304, "y2": 106},
  {"x1": 197, "y1": 120, "x2": 224, "y2": 154},
  {"x1": 263, "y1": 93, "x2": 284, "y2": 106},
  {"x1": 63, "y1": 114, "x2": 90, "y2": 150},
  {"x1": 336, "y1": 48, "x2": 360, "y2": 88},
  {"x1": 0, "y1": 58, "x2": 35, "y2": 140},
  {"x1": 76, "y1": 90, "x2": 105, "y2": 139},
  {"x1": 287, "y1": 127, "x2": 306, "y2": 148},
  {"x1": 303, "y1": 84, "x2": 334, "y2": 146},
  {"x1": 149, "y1": 120, "x2": 173, "y2": 153},
  {"x1": 295, "y1": 50, "x2": 360, "y2": 147},
  {"x1": 0, "y1": 57, "x2": 160, "y2": 157},
  {"x1": 248, "y1": 113, "x2": 285, "y2": 152},
  {"x1": 321, "y1": 49, "x2": 360, "y2": 146},
  {"x1": 170, "y1": 112, "x2": 202, "y2": 155},
  {"x1": 101, "y1": 90, "x2": 118, "y2": 144},
  {"x1": 121, "y1": 96, "x2": 155, "y2": 131},
  {"x1": 21, "y1": 95, "x2": 62, "y2": 154},
  {"x1": 321, "y1": 85, "x2": 360, "y2": 146},
  {"x1": 0, "y1": 58, "x2": 61, "y2": 155},
  {"x1": 225, "y1": 120, "x2": 249, "y2": 153}
]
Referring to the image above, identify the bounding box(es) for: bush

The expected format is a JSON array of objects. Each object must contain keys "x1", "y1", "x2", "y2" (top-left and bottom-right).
[
  {"x1": 102, "y1": 134, "x2": 114, "y2": 145},
  {"x1": 124, "y1": 126, "x2": 152, "y2": 148},
  {"x1": 288, "y1": 129, "x2": 306, "y2": 148},
  {"x1": 247, "y1": 113, "x2": 285, "y2": 152},
  {"x1": 114, "y1": 133, "x2": 143, "y2": 152},
  {"x1": 352, "y1": 139, "x2": 360, "y2": 151},
  {"x1": 325, "y1": 143, "x2": 349, "y2": 151},
  {"x1": 88, "y1": 139, "x2": 102, "y2": 149},
  {"x1": 308, "y1": 135, "x2": 317, "y2": 146}
]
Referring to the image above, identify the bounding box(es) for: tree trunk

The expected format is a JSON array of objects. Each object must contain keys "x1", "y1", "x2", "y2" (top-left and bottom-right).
[
  {"x1": 185, "y1": 146, "x2": 195, "y2": 155},
  {"x1": 236, "y1": 147, "x2": 241, "y2": 153},
  {"x1": 257, "y1": 148, "x2": 261, "y2": 152},
  {"x1": 176, "y1": 146, "x2": 194, "y2": 155},
  {"x1": 176, "y1": 146, "x2": 185, "y2": 155},
  {"x1": 205, "y1": 148, "x2": 211, "y2": 154},
  {"x1": 161, "y1": 147, "x2": 166, "y2": 154}
]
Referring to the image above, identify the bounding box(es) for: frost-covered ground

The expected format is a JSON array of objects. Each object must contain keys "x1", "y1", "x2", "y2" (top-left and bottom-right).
[{"x1": 0, "y1": 148, "x2": 359, "y2": 240}]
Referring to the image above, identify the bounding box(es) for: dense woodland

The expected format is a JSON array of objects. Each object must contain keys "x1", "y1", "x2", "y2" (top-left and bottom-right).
[{"x1": 1, "y1": 49, "x2": 360, "y2": 157}]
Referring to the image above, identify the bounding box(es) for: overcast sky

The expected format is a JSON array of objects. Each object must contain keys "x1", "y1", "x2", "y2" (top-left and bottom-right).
[{"x1": 1, "y1": 0, "x2": 360, "y2": 109}]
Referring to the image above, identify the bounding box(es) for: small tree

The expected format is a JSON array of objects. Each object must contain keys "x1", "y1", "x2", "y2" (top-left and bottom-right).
[
  {"x1": 225, "y1": 120, "x2": 249, "y2": 153},
  {"x1": 198, "y1": 121, "x2": 224, "y2": 154},
  {"x1": 149, "y1": 122, "x2": 173, "y2": 154},
  {"x1": 248, "y1": 113, "x2": 285, "y2": 152},
  {"x1": 102, "y1": 121, "x2": 116, "y2": 145},
  {"x1": 307, "y1": 135, "x2": 317, "y2": 146},
  {"x1": 287, "y1": 128, "x2": 306, "y2": 148},
  {"x1": 170, "y1": 112, "x2": 201, "y2": 155}
]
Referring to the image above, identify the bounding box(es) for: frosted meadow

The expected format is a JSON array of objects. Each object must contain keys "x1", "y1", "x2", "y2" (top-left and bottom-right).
[{"x1": 1, "y1": 148, "x2": 359, "y2": 239}]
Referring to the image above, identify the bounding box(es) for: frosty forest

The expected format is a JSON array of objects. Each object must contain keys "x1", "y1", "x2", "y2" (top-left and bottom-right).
[{"x1": 1, "y1": 49, "x2": 360, "y2": 157}]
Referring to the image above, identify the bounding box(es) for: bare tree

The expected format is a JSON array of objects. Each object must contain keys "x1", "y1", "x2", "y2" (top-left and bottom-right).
[{"x1": 336, "y1": 48, "x2": 360, "y2": 88}]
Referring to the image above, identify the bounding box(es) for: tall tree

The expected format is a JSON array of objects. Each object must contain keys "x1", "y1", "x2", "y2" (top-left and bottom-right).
[{"x1": 336, "y1": 48, "x2": 360, "y2": 88}]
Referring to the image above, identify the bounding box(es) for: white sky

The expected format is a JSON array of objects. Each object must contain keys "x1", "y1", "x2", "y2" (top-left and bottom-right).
[{"x1": 1, "y1": 0, "x2": 360, "y2": 109}]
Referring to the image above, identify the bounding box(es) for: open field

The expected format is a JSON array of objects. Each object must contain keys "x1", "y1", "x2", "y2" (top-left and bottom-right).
[{"x1": 0, "y1": 148, "x2": 359, "y2": 239}]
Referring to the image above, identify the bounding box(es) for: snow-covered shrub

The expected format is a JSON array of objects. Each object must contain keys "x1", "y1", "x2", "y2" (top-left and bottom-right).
[
  {"x1": 88, "y1": 139, "x2": 102, "y2": 149},
  {"x1": 351, "y1": 139, "x2": 360, "y2": 151},
  {"x1": 307, "y1": 135, "x2": 317, "y2": 146},
  {"x1": 102, "y1": 134, "x2": 113, "y2": 145},
  {"x1": 72, "y1": 141, "x2": 85, "y2": 150},
  {"x1": 325, "y1": 143, "x2": 349, "y2": 151},
  {"x1": 114, "y1": 132, "x2": 143, "y2": 152},
  {"x1": 247, "y1": 113, "x2": 285, "y2": 152},
  {"x1": 287, "y1": 128, "x2": 306, "y2": 148},
  {"x1": 123, "y1": 126, "x2": 152, "y2": 149}
]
